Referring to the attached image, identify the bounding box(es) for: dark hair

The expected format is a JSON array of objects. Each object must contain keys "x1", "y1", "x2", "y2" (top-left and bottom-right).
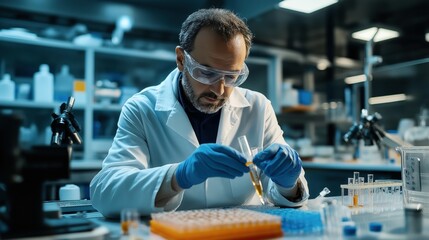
[{"x1": 179, "y1": 8, "x2": 253, "y2": 57}]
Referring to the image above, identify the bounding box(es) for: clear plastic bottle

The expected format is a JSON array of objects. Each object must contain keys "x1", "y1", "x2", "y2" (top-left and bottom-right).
[
  {"x1": 0, "y1": 74, "x2": 15, "y2": 101},
  {"x1": 404, "y1": 108, "x2": 429, "y2": 146},
  {"x1": 54, "y1": 65, "x2": 74, "y2": 102},
  {"x1": 33, "y1": 64, "x2": 54, "y2": 102}
]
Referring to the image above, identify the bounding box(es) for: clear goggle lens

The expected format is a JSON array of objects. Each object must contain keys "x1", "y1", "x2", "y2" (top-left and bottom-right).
[{"x1": 184, "y1": 50, "x2": 249, "y2": 87}]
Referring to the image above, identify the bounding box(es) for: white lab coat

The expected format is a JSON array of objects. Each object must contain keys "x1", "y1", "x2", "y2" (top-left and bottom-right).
[{"x1": 90, "y1": 68, "x2": 309, "y2": 217}]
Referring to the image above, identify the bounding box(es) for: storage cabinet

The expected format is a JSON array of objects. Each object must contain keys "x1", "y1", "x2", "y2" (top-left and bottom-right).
[
  {"x1": 0, "y1": 36, "x2": 178, "y2": 162},
  {"x1": 1, "y1": 38, "x2": 83, "y2": 162}
]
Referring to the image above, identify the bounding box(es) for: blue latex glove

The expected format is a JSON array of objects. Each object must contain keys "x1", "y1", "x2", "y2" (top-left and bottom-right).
[
  {"x1": 176, "y1": 144, "x2": 249, "y2": 189},
  {"x1": 253, "y1": 144, "x2": 302, "y2": 189}
]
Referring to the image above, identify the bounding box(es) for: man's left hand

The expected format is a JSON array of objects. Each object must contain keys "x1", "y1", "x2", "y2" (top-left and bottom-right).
[{"x1": 253, "y1": 144, "x2": 302, "y2": 189}]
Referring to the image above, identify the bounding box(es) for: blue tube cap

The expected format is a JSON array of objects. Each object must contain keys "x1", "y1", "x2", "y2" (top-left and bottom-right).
[
  {"x1": 343, "y1": 225, "x2": 357, "y2": 236},
  {"x1": 369, "y1": 222, "x2": 383, "y2": 232}
]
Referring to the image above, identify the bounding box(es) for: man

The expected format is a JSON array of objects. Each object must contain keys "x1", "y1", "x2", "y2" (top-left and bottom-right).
[{"x1": 90, "y1": 8, "x2": 309, "y2": 217}]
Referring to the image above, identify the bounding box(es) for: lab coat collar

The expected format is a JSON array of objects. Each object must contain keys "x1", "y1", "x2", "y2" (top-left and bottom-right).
[
  {"x1": 227, "y1": 86, "x2": 251, "y2": 109},
  {"x1": 155, "y1": 68, "x2": 181, "y2": 112}
]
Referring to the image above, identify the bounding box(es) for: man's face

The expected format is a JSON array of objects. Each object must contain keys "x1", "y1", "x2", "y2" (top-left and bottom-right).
[
  {"x1": 181, "y1": 71, "x2": 226, "y2": 113},
  {"x1": 176, "y1": 27, "x2": 247, "y2": 114}
]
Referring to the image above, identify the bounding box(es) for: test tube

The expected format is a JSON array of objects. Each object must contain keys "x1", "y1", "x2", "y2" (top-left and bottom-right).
[
  {"x1": 367, "y1": 174, "x2": 374, "y2": 184},
  {"x1": 394, "y1": 186, "x2": 401, "y2": 205},
  {"x1": 367, "y1": 174, "x2": 374, "y2": 208},
  {"x1": 121, "y1": 208, "x2": 140, "y2": 236},
  {"x1": 353, "y1": 172, "x2": 360, "y2": 184},
  {"x1": 352, "y1": 172, "x2": 360, "y2": 207},
  {"x1": 238, "y1": 135, "x2": 266, "y2": 205},
  {"x1": 359, "y1": 177, "x2": 365, "y2": 206},
  {"x1": 348, "y1": 178, "x2": 354, "y2": 207},
  {"x1": 251, "y1": 147, "x2": 263, "y2": 183}
]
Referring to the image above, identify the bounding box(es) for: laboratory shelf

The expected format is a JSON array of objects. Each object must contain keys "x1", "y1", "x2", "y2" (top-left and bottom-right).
[
  {"x1": 94, "y1": 47, "x2": 176, "y2": 61},
  {"x1": 0, "y1": 34, "x2": 86, "y2": 51},
  {"x1": 0, "y1": 100, "x2": 85, "y2": 110},
  {"x1": 93, "y1": 104, "x2": 122, "y2": 112},
  {"x1": 0, "y1": 35, "x2": 179, "y2": 161},
  {"x1": 276, "y1": 111, "x2": 326, "y2": 125}
]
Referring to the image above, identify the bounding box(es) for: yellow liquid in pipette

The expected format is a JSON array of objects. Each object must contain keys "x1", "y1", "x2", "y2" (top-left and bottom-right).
[{"x1": 246, "y1": 162, "x2": 265, "y2": 204}]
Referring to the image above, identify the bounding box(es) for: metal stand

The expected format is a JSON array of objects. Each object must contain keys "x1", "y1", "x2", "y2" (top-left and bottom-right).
[{"x1": 363, "y1": 37, "x2": 383, "y2": 113}]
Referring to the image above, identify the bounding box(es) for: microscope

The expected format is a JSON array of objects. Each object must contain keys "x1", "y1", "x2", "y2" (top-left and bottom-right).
[
  {"x1": 343, "y1": 109, "x2": 412, "y2": 159},
  {"x1": 0, "y1": 97, "x2": 96, "y2": 239}
]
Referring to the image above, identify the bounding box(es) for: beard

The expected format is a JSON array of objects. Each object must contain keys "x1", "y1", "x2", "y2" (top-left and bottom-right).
[{"x1": 181, "y1": 73, "x2": 227, "y2": 114}]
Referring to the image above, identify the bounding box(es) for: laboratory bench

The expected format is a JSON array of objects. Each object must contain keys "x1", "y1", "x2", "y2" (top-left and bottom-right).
[
  {"x1": 25, "y1": 196, "x2": 429, "y2": 240},
  {"x1": 302, "y1": 160, "x2": 401, "y2": 198}
]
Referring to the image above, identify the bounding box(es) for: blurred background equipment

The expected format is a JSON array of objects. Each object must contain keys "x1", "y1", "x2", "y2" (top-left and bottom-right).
[
  {"x1": 344, "y1": 109, "x2": 412, "y2": 149},
  {"x1": 111, "y1": 15, "x2": 133, "y2": 46},
  {"x1": 0, "y1": 97, "x2": 95, "y2": 239}
]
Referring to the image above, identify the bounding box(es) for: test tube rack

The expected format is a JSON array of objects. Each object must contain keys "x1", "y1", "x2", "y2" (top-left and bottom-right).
[
  {"x1": 150, "y1": 208, "x2": 283, "y2": 240},
  {"x1": 340, "y1": 181, "x2": 403, "y2": 214}
]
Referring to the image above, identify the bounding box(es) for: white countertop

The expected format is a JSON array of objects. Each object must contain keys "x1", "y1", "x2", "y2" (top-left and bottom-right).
[{"x1": 302, "y1": 158, "x2": 401, "y2": 172}]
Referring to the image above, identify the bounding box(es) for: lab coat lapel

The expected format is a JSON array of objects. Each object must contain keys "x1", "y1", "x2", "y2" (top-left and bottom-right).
[
  {"x1": 156, "y1": 69, "x2": 199, "y2": 148},
  {"x1": 217, "y1": 88, "x2": 250, "y2": 145},
  {"x1": 217, "y1": 105, "x2": 238, "y2": 145},
  {"x1": 166, "y1": 103, "x2": 199, "y2": 147}
]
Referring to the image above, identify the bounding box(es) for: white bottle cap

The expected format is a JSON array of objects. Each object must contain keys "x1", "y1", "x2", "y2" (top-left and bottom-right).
[
  {"x1": 2, "y1": 74, "x2": 11, "y2": 82},
  {"x1": 40, "y1": 64, "x2": 49, "y2": 72},
  {"x1": 59, "y1": 184, "x2": 81, "y2": 201},
  {"x1": 61, "y1": 65, "x2": 69, "y2": 74}
]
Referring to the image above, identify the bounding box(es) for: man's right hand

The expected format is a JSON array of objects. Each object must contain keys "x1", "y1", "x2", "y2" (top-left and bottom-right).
[{"x1": 175, "y1": 144, "x2": 249, "y2": 189}]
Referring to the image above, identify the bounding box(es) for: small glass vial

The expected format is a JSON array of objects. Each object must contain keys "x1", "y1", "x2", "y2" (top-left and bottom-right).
[{"x1": 121, "y1": 208, "x2": 140, "y2": 236}]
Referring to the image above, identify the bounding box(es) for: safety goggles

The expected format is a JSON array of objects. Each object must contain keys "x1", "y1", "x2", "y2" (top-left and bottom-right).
[{"x1": 183, "y1": 50, "x2": 249, "y2": 87}]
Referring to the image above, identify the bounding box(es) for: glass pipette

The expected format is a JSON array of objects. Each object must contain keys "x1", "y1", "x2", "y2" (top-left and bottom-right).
[{"x1": 238, "y1": 135, "x2": 267, "y2": 205}]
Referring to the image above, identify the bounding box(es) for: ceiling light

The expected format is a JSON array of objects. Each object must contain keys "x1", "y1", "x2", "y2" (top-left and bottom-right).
[
  {"x1": 426, "y1": 32, "x2": 429, "y2": 42},
  {"x1": 335, "y1": 57, "x2": 361, "y2": 69},
  {"x1": 369, "y1": 94, "x2": 408, "y2": 105},
  {"x1": 317, "y1": 59, "x2": 330, "y2": 70},
  {"x1": 278, "y1": 0, "x2": 338, "y2": 13},
  {"x1": 352, "y1": 27, "x2": 399, "y2": 42},
  {"x1": 118, "y1": 16, "x2": 133, "y2": 31},
  {"x1": 345, "y1": 74, "x2": 366, "y2": 84}
]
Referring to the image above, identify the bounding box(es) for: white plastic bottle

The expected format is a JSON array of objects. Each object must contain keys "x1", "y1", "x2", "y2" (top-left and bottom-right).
[
  {"x1": 59, "y1": 184, "x2": 81, "y2": 200},
  {"x1": 33, "y1": 64, "x2": 54, "y2": 102},
  {"x1": 404, "y1": 108, "x2": 429, "y2": 146},
  {"x1": 282, "y1": 80, "x2": 298, "y2": 107},
  {"x1": 55, "y1": 65, "x2": 74, "y2": 102},
  {"x1": 0, "y1": 74, "x2": 15, "y2": 101}
]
